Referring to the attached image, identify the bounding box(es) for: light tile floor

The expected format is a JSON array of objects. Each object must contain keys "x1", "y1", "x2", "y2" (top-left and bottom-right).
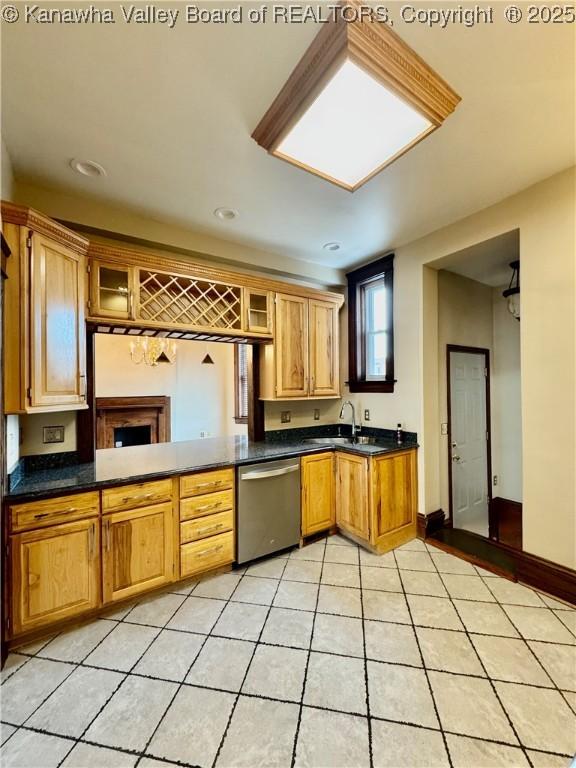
[{"x1": 1, "y1": 536, "x2": 575, "y2": 768}]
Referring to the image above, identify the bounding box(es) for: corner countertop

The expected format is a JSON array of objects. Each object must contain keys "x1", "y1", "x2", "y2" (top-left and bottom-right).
[{"x1": 6, "y1": 430, "x2": 418, "y2": 503}]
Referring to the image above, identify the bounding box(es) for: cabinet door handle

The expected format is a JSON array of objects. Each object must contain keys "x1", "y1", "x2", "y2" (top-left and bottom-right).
[
  {"x1": 196, "y1": 544, "x2": 223, "y2": 558},
  {"x1": 104, "y1": 519, "x2": 111, "y2": 552},
  {"x1": 122, "y1": 492, "x2": 153, "y2": 503},
  {"x1": 194, "y1": 480, "x2": 223, "y2": 489},
  {"x1": 196, "y1": 523, "x2": 224, "y2": 536},
  {"x1": 33, "y1": 512, "x2": 51, "y2": 520},
  {"x1": 88, "y1": 523, "x2": 95, "y2": 560},
  {"x1": 193, "y1": 502, "x2": 222, "y2": 514}
]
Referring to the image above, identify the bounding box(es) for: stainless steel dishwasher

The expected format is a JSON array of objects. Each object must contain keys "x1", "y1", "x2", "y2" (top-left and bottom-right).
[{"x1": 237, "y1": 458, "x2": 301, "y2": 564}]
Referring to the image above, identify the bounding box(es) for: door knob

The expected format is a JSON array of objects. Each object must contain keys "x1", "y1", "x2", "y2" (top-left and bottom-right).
[{"x1": 452, "y1": 455, "x2": 461, "y2": 463}]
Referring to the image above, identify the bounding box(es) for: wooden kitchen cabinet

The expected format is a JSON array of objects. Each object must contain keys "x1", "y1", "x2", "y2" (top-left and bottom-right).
[
  {"x1": 89, "y1": 259, "x2": 134, "y2": 320},
  {"x1": 371, "y1": 449, "x2": 418, "y2": 551},
  {"x1": 244, "y1": 288, "x2": 272, "y2": 335},
  {"x1": 2, "y1": 203, "x2": 89, "y2": 413},
  {"x1": 260, "y1": 293, "x2": 342, "y2": 400},
  {"x1": 336, "y1": 453, "x2": 370, "y2": 540},
  {"x1": 102, "y1": 502, "x2": 175, "y2": 603},
  {"x1": 301, "y1": 452, "x2": 335, "y2": 536},
  {"x1": 10, "y1": 517, "x2": 100, "y2": 637},
  {"x1": 309, "y1": 299, "x2": 339, "y2": 397}
]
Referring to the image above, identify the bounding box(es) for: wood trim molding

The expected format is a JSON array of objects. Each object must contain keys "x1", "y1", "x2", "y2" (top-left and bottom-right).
[
  {"x1": 87, "y1": 241, "x2": 344, "y2": 306},
  {"x1": 1, "y1": 202, "x2": 89, "y2": 256},
  {"x1": 251, "y1": 0, "x2": 460, "y2": 191},
  {"x1": 95, "y1": 396, "x2": 171, "y2": 449},
  {"x1": 416, "y1": 509, "x2": 446, "y2": 540},
  {"x1": 429, "y1": 528, "x2": 576, "y2": 606}
]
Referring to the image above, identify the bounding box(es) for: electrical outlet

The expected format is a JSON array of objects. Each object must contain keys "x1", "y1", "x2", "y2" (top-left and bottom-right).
[
  {"x1": 364, "y1": 409, "x2": 370, "y2": 421},
  {"x1": 200, "y1": 430, "x2": 211, "y2": 438},
  {"x1": 493, "y1": 475, "x2": 498, "y2": 486},
  {"x1": 441, "y1": 423, "x2": 448, "y2": 435},
  {"x1": 43, "y1": 426, "x2": 65, "y2": 444},
  {"x1": 280, "y1": 411, "x2": 291, "y2": 424},
  {"x1": 313, "y1": 409, "x2": 320, "y2": 421}
]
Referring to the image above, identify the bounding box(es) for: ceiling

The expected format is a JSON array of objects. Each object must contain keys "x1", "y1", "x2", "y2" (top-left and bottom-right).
[
  {"x1": 432, "y1": 230, "x2": 520, "y2": 287},
  {"x1": 2, "y1": 3, "x2": 574, "y2": 270}
]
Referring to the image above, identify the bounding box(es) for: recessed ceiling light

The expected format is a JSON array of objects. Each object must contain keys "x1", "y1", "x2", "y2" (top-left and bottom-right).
[
  {"x1": 323, "y1": 242, "x2": 341, "y2": 252},
  {"x1": 252, "y1": 3, "x2": 460, "y2": 192},
  {"x1": 69, "y1": 158, "x2": 107, "y2": 178},
  {"x1": 213, "y1": 207, "x2": 239, "y2": 221}
]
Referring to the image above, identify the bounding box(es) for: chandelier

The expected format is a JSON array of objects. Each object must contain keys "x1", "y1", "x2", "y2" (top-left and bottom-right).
[{"x1": 129, "y1": 337, "x2": 177, "y2": 366}]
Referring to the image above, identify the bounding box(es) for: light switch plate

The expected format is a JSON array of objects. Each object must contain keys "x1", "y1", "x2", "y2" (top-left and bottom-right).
[
  {"x1": 441, "y1": 423, "x2": 448, "y2": 435},
  {"x1": 43, "y1": 426, "x2": 65, "y2": 444},
  {"x1": 313, "y1": 409, "x2": 320, "y2": 421}
]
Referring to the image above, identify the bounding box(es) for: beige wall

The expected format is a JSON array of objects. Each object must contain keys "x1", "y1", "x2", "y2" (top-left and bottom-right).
[
  {"x1": 265, "y1": 399, "x2": 342, "y2": 431},
  {"x1": 1, "y1": 139, "x2": 14, "y2": 201},
  {"x1": 19, "y1": 411, "x2": 77, "y2": 457},
  {"x1": 492, "y1": 286, "x2": 522, "y2": 503},
  {"x1": 437, "y1": 271, "x2": 494, "y2": 514},
  {"x1": 13, "y1": 181, "x2": 343, "y2": 289},
  {"x1": 414, "y1": 168, "x2": 574, "y2": 568},
  {"x1": 95, "y1": 336, "x2": 245, "y2": 442}
]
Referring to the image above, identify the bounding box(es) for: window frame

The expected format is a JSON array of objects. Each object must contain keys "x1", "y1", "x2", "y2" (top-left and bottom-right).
[
  {"x1": 346, "y1": 254, "x2": 395, "y2": 393},
  {"x1": 234, "y1": 343, "x2": 249, "y2": 425}
]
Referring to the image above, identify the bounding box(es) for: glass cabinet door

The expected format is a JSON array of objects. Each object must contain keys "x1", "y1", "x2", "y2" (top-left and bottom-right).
[
  {"x1": 91, "y1": 261, "x2": 133, "y2": 319},
  {"x1": 244, "y1": 289, "x2": 272, "y2": 334}
]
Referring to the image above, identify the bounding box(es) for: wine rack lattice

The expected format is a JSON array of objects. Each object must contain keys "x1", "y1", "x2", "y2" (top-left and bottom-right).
[{"x1": 138, "y1": 270, "x2": 242, "y2": 330}]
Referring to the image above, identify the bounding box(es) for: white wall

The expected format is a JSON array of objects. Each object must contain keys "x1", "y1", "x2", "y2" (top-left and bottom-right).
[
  {"x1": 492, "y1": 286, "x2": 522, "y2": 502},
  {"x1": 95, "y1": 335, "x2": 245, "y2": 442}
]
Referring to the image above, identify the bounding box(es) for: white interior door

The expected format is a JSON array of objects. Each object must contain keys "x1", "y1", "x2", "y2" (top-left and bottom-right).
[{"x1": 450, "y1": 351, "x2": 489, "y2": 536}]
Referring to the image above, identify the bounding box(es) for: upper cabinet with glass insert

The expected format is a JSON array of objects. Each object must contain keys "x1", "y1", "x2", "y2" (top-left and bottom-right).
[
  {"x1": 244, "y1": 289, "x2": 272, "y2": 335},
  {"x1": 90, "y1": 260, "x2": 134, "y2": 320}
]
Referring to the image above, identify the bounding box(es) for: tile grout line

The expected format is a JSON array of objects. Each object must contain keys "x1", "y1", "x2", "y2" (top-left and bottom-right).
[
  {"x1": 392, "y1": 547, "x2": 454, "y2": 768},
  {"x1": 289, "y1": 537, "x2": 328, "y2": 768},
  {"x1": 55, "y1": 589, "x2": 205, "y2": 767},
  {"x1": 479, "y1": 574, "x2": 576, "y2": 723},
  {"x1": 429, "y1": 555, "x2": 534, "y2": 767},
  {"x1": 357, "y1": 538, "x2": 374, "y2": 768},
  {"x1": 210, "y1": 551, "x2": 294, "y2": 768}
]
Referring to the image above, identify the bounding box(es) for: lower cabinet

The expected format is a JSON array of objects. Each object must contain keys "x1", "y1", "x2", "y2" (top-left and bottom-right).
[
  {"x1": 10, "y1": 517, "x2": 100, "y2": 636},
  {"x1": 336, "y1": 453, "x2": 370, "y2": 540},
  {"x1": 102, "y1": 502, "x2": 175, "y2": 603},
  {"x1": 301, "y1": 452, "x2": 335, "y2": 536},
  {"x1": 371, "y1": 449, "x2": 418, "y2": 551}
]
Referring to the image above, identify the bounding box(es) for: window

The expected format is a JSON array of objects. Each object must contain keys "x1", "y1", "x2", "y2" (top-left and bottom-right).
[
  {"x1": 234, "y1": 344, "x2": 249, "y2": 424},
  {"x1": 346, "y1": 254, "x2": 394, "y2": 392}
]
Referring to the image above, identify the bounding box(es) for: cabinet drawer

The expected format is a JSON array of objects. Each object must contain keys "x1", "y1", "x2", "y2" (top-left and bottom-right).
[
  {"x1": 180, "y1": 469, "x2": 234, "y2": 498},
  {"x1": 102, "y1": 479, "x2": 172, "y2": 513},
  {"x1": 180, "y1": 490, "x2": 234, "y2": 521},
  {"x1": 180, "y1": 510, "x2": 234, "y2": 544},
  {"x1": 10, "y1": 492, "x2": 99, "y2": 533},
  {"x1": 180, "y1": 531, "x2": 234, "y2": 578}
]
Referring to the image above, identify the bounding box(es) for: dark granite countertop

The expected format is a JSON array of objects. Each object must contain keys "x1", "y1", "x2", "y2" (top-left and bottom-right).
[{"x1": 6, "y1": 428, "x2": 418, "y2": 502}]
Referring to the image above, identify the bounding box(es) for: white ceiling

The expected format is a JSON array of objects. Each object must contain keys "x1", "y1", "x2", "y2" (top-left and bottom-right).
[
  {"x1": 2, "y1": 4, "x2": 574, "y2": 270},
  {"x1": 432, "y1": 230, "x2": 520, "y2": 287}
]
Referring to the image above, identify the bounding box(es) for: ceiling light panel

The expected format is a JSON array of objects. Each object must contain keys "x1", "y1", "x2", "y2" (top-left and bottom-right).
[
  {"x1": 276, "y1": 59, "x2": 432, "y2": 188},
  {"x1": 252, "y1": 0, "x2": 460, "y2": 192}
]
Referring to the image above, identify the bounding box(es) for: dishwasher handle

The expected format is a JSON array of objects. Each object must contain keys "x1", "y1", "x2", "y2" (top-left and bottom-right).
[{"x1": 241, "y1": 464, "x2": 300, "y2": 481}]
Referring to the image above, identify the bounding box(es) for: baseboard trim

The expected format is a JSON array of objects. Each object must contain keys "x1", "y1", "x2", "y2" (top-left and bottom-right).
[
  {"x1": 429, "y1": 527, "x2": 576, "y2": 606},
  {"x1": 417, "y1": 510, "x2": 446, "y2": 540}
]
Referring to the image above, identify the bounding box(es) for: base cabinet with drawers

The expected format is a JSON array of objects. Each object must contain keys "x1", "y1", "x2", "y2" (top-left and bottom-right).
[
  {"x1": 8, "y1": 493, "x2": 100, "y2": 637},
  {"x1": 5, "y1": 468, "x2": 236, "y2": 643},
  {"x1": 179, "y1": 469, "x2": 235, "y2": 578}
]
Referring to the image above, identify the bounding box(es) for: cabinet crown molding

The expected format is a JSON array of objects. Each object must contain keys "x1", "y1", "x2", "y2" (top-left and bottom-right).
[{"x1": 1, "y1": 202, "x2": 89, "y2": 256}]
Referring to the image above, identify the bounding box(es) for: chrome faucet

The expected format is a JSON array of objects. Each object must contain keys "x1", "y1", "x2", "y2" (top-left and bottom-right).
[{"x1": 339, "y1": 400, "x2": 360, "y2": 437}]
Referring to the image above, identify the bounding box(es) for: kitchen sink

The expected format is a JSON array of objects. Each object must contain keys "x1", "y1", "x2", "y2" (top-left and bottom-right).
[{"x1": 302, "y1": 435, "x2": 379, "y2": 446}]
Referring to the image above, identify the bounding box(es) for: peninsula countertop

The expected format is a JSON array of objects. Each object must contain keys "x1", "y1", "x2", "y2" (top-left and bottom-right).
[{"x1": 6, "y1": 431, "x2": 418, "y2": 503}]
